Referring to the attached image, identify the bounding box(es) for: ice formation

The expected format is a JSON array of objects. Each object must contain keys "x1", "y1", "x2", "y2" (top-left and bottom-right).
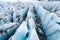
[{"x1": 0, "y1": 2, "x2": 60, "y2": 40}]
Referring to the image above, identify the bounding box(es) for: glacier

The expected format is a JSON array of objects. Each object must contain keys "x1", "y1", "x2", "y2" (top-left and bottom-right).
[{"x1": 0, "y1": 2, "x2": 60, "y2": 40}]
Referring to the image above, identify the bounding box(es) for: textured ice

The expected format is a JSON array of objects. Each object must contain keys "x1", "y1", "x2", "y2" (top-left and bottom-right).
[
  {"x1": 27, "y1": 28, "x2": 39, "y2": 40},
  {"x1": 0, "y1": 22, "x2": 19, "y2": 40},
  {"x1": 35, "y1": 3, "x2": 60, "y2": 40},
  {"x1": 0, "y1": 2, "x2": 60, "y2": 40},
  {"x1": 9, "y1": 21, "x2": 28, "y2": 40},
  {"x1": 27, "y1": 18, "x2": 39, "y2": 40},
  {"x1": 13, "y1": 7, "x2": 28, "y2": 23}
]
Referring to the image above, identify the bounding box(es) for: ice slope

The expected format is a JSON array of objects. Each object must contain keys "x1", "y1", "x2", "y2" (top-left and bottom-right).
[
  {"x1": 0, "y1": 2, "x2": 60, "y2": 40},
  {"x1": 0, "y1": 22, "x2": 19, "y2": 40},
  {"x1": 35, "y1": 5, "x2": 60, "y2": 40}
]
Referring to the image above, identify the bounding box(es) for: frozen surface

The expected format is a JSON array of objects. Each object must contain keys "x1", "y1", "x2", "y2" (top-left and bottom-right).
[{"x1": 0, "y1": 2, "x2": 60, "y2": 40}]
